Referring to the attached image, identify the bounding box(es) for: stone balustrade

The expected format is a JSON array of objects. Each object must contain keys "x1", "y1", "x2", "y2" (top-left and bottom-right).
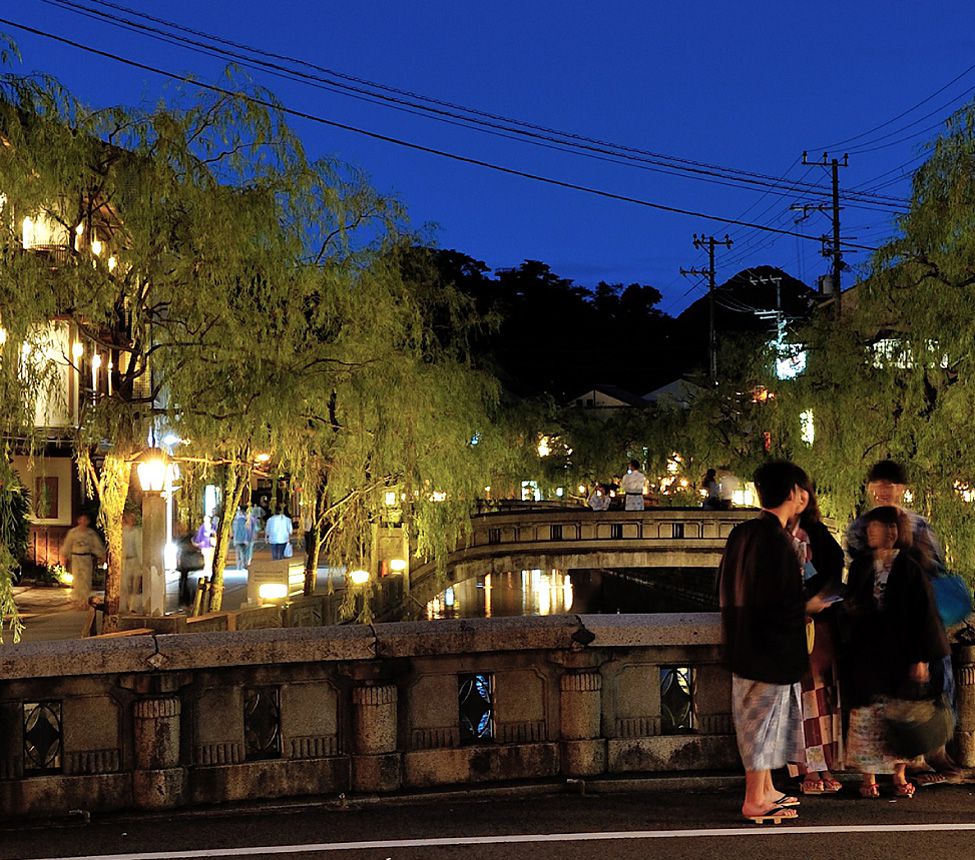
[
  {"x1": 0, "y1": 613, "x2": 737, "y2": 817},
  {"x1": 405, "y1": 509, "x2": 757, "y2": 605}
]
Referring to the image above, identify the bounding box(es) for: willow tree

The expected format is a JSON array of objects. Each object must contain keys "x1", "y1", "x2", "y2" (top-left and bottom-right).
[
  {"x1": 0, "y1": 68, "x2": 325, "y2": 620},
  {"x1": 764, "y1": 102, "x2": 975, "y2": 573},
  {"x1": 269, "y1": 246, "x2": 522, "y2": 619}
]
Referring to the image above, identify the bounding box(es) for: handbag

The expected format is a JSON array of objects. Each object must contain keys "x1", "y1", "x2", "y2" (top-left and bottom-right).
[
  {"x1": 931, "y1": 572, "x2": 973, "y2": 628},
  {"x1": 885, "y1": 684, "x2": 954, "y2": 758}
]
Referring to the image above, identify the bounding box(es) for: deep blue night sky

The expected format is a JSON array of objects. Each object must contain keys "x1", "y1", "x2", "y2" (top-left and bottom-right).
[{"x1": 4, "y1": 1, "x2": 975, "y2": 313}]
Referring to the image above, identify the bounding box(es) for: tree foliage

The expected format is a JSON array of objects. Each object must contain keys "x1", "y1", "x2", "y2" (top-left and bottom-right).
[{"x1": 0, "y1": 61, "x2": 515, "y2": 623}]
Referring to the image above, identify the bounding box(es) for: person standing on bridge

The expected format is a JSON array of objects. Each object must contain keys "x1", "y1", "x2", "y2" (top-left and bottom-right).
[
  {"x1": 620, "y1": 460, "x2": 646, "y2": 511},
  {"x1": 718, "y1": 460, "x2": 830, "y2": 824}
]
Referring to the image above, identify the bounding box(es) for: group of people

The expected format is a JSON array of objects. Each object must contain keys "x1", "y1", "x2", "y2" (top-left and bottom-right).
[
  {"x1": 175, "y1": 500, "x2": 295, "y2": 606},
  {"x1": 720, "y1": 459, "x2": 961, "y2": 824},
  {"x1": 702, "y1": 467, "x2": 739, "y2": 510},
  {"x1": 587, "y1": 460, "x2": 650, "y2": 511},
  {"x1": 61, "y1": 494, "x2": 298, "y2": 613},
  {"x1": 61, "y1": 509, "x2": 165, "y2": 614}
]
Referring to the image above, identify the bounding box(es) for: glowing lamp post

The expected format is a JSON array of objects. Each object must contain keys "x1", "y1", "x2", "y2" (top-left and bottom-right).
[{"x1": 137, "y1": 447, "x2": 170, "y2": 616}]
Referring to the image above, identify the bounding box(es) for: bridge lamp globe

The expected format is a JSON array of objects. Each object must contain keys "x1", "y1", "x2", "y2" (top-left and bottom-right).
[
  {"x1": 349, "y1": 568, "x2": 370, "y2": 586},
  {"x1": 389, "y1": 558, "x2": 407, "y2": 573}
]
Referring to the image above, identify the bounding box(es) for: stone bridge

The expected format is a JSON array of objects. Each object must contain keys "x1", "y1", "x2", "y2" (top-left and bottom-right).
[{"x1": 404, "y1": 507, "x2": 756, "y2": 606}]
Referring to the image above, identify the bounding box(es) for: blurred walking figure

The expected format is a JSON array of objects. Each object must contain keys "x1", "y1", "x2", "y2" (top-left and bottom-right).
[
  {"x1": 265, "y1": 506, "x2": 294, "y2": 560},
  {"x1": 846, "y1": 459, "x2": 960, "y2": 784},
  {"x1": 842, "y1": 506, "x2": 949, "y2": 798},
  {"x1": 232, "y1": 503, "x2": 258, "y2": 570},
  {"x1": 717, "y1": 466, "x2": 739, "y2": 510},
  {"x1": 194, "y1": 515, "x2": 215, "y2": 577},
  {"x1": 61, "y1": 512, "x2": 106, "y2": 610},
  {"x1": 702, "y1": 469, "x2": 721, "y2": 509},
  {"x1": 846, "y1": 460, "x2": 943, "y2": 567},
  {"x1": 120, "y1": 511, "x2": 143, "y2": 614},
  {"x1": 620, "y1": 460, "x2": 646, "y2": 511}
]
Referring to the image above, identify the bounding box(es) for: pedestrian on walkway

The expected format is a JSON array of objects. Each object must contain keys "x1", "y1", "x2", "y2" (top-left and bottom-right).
[
  {"x1": 845, "y1": 459, "x2": 961, "y2": 784},
  {"x1": 702, "y1": 469, "x2": 721, "y2": 509},
  {"x1": 120, "y1": 511, "x2": 143, "y2": 614},
  {"x1": 620, "y1": 460, "x2": 646, "y2": 511},
  {"x1": 842, "y1": 505, "x2": 949, "y2": 798},
  {"x1": 265, "y1": 506, "x2": 293, "y2": 560},
  {"x1": 718, "y1": 460, "x2": 830, "y2": 824},
  {"x1": 232, "y1": 503, "x2": 258, "y2": 570},
  {"x1": 193, "y1": 515, "x2": 215, "y2": 577},
  {"x1": 587, "y1": 484, "x2": 611, "y2": 511},
  {"x1": 61, "y1": 512, "x2": 106, "y2": 610}
]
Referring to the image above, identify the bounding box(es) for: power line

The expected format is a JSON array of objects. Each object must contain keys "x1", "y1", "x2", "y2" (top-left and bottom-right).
[
  {"x1": 0, "y1": 15, "x2": 883, "y2": 253},
  {"x1": 846, "y1": 90, "x2": 969, "y2": 154},
  {"x1": 813, "y1": 58, "x2": 975, "y2": 150},
  {"x1": 37, "y1": 0, "x2": 910, "y2": 210}
]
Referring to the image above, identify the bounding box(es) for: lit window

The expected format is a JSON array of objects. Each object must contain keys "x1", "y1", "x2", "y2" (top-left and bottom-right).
[{"x1": 800, "y1": 410, "x2": 815, "y2": 445}]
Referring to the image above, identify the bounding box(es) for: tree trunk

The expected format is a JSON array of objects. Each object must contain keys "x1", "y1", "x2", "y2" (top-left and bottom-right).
[
  {"x1": 97, "y1": 452, "x2": 131, "y2": 632},
  {"x1": 303, "y1": 476, "x2": 328, "y2": 595},
  {"x1": 210, "y1": 461, "x2": 250, "y2": 612}
]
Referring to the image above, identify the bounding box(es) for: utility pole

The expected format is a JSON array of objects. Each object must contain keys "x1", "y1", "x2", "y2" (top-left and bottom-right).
[
  {"x1": 680, "y1": 233, "x2": 733, "y2": 385},
  {"x1": 802, "y1": 152, "x2": 848, "y2": 320}
]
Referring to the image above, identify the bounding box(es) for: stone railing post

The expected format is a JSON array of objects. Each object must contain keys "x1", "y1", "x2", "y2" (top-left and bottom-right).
[
  {"x1": 559, "y1": 670, "x2": 605, "y2": 776},
  {"x1": 132, "y1": 696, "x2": 185, "y2": 809},
  {"x1": 351, "y1": 684, "x2": 401, "y2": 792},
  {"x1": 954, "y1": 645, "x2": 975, "y2": 766}
]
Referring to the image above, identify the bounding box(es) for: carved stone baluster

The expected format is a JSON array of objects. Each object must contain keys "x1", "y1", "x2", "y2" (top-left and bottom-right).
[
  {"x1": 132, "y1": 696, "x2": 185, "y2": 809},
  {"x1": 351, "y1": 684, "x2": 401, "y2": 792},
  {"x1": 954, "y1": 645, "x2": 975, "y2": 766},
  {"x1": 560, "y1": 670, "x2": 605, "y2": 776}
]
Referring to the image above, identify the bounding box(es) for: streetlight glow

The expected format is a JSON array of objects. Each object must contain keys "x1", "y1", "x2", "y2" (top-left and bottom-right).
[
  {"x1": 258, "y1": 583, "x2": 288, "y2": 601},
  {"x1": 136, "y1": 447, "x2": 169, "y2": 494},
  {"x1": 349, "y1": 568, "x2": 370, "y2": 586}
]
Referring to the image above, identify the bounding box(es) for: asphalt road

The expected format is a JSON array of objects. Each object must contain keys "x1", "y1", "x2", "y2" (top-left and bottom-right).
[{"x1": 4, "y1": 782, "x2": 975, "y2": 860}]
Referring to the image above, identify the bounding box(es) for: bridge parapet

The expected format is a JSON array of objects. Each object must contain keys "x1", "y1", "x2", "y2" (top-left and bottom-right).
[
  {"x1": 0, "y1": 613, "x2": 736, "y2": 816},
  {"x1": 405, "y1": 508, "x2": 758, "y2": 605}
]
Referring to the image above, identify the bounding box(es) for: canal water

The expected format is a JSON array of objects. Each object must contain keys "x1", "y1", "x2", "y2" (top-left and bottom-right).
[{"x1": 423, "y1": 567, "x2": 718, "y2": 620}]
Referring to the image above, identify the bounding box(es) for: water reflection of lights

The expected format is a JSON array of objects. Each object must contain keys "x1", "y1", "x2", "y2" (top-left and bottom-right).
[{"x1": 426, "y1": 569, "x2": 572, "y2": 620}]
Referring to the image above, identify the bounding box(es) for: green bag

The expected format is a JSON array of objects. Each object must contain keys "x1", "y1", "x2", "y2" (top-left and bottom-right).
[{"x1": 885, "y1": 694, "x2": 954, "y2": 758}]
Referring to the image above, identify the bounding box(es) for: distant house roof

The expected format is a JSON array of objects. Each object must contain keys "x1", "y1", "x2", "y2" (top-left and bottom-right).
[
  {"x1": 643, "y1": 377, "x2": 703, "y2": 408},
  {"x1": 566, "y1": 384, "x2": 646, "y2": 408}
]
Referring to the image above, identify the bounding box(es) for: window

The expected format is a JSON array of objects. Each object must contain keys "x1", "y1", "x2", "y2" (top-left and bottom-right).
[
  {"x1": 244, "y1": 687, "x2": 282, "y2": 760},
  {"x1": 660, "y1": 667, "x2": 695, "y2": 734},
  {"x1": 458, "y1": 673, "x2": 494, "y2": 744},
  {"x1": 23, "y1": 701, "x2": 62, "y2": 775}
]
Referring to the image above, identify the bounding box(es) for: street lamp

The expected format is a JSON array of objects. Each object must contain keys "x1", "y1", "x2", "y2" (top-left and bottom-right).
[
  {"x1": 136, "y1": 447, "x2": 171, "y2": 616},
  {"x1": 136, "y1": 447, "x2": 169, "y2": 493}
]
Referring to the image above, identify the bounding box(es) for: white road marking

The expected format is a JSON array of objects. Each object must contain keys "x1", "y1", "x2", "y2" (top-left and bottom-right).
[{"x1": 28, "y1": 822, "x2": 975, "y2": 859}]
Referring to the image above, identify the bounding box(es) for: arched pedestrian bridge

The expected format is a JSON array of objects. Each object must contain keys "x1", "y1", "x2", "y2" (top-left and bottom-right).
[{"x1": 406, "y1": 507, "x2": 756, "y2": 607}]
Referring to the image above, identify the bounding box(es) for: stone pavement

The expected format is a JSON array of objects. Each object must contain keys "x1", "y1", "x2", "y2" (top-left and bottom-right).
[{"x1": 6, "y1": 560, "x2": 344, "y2": 643}]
